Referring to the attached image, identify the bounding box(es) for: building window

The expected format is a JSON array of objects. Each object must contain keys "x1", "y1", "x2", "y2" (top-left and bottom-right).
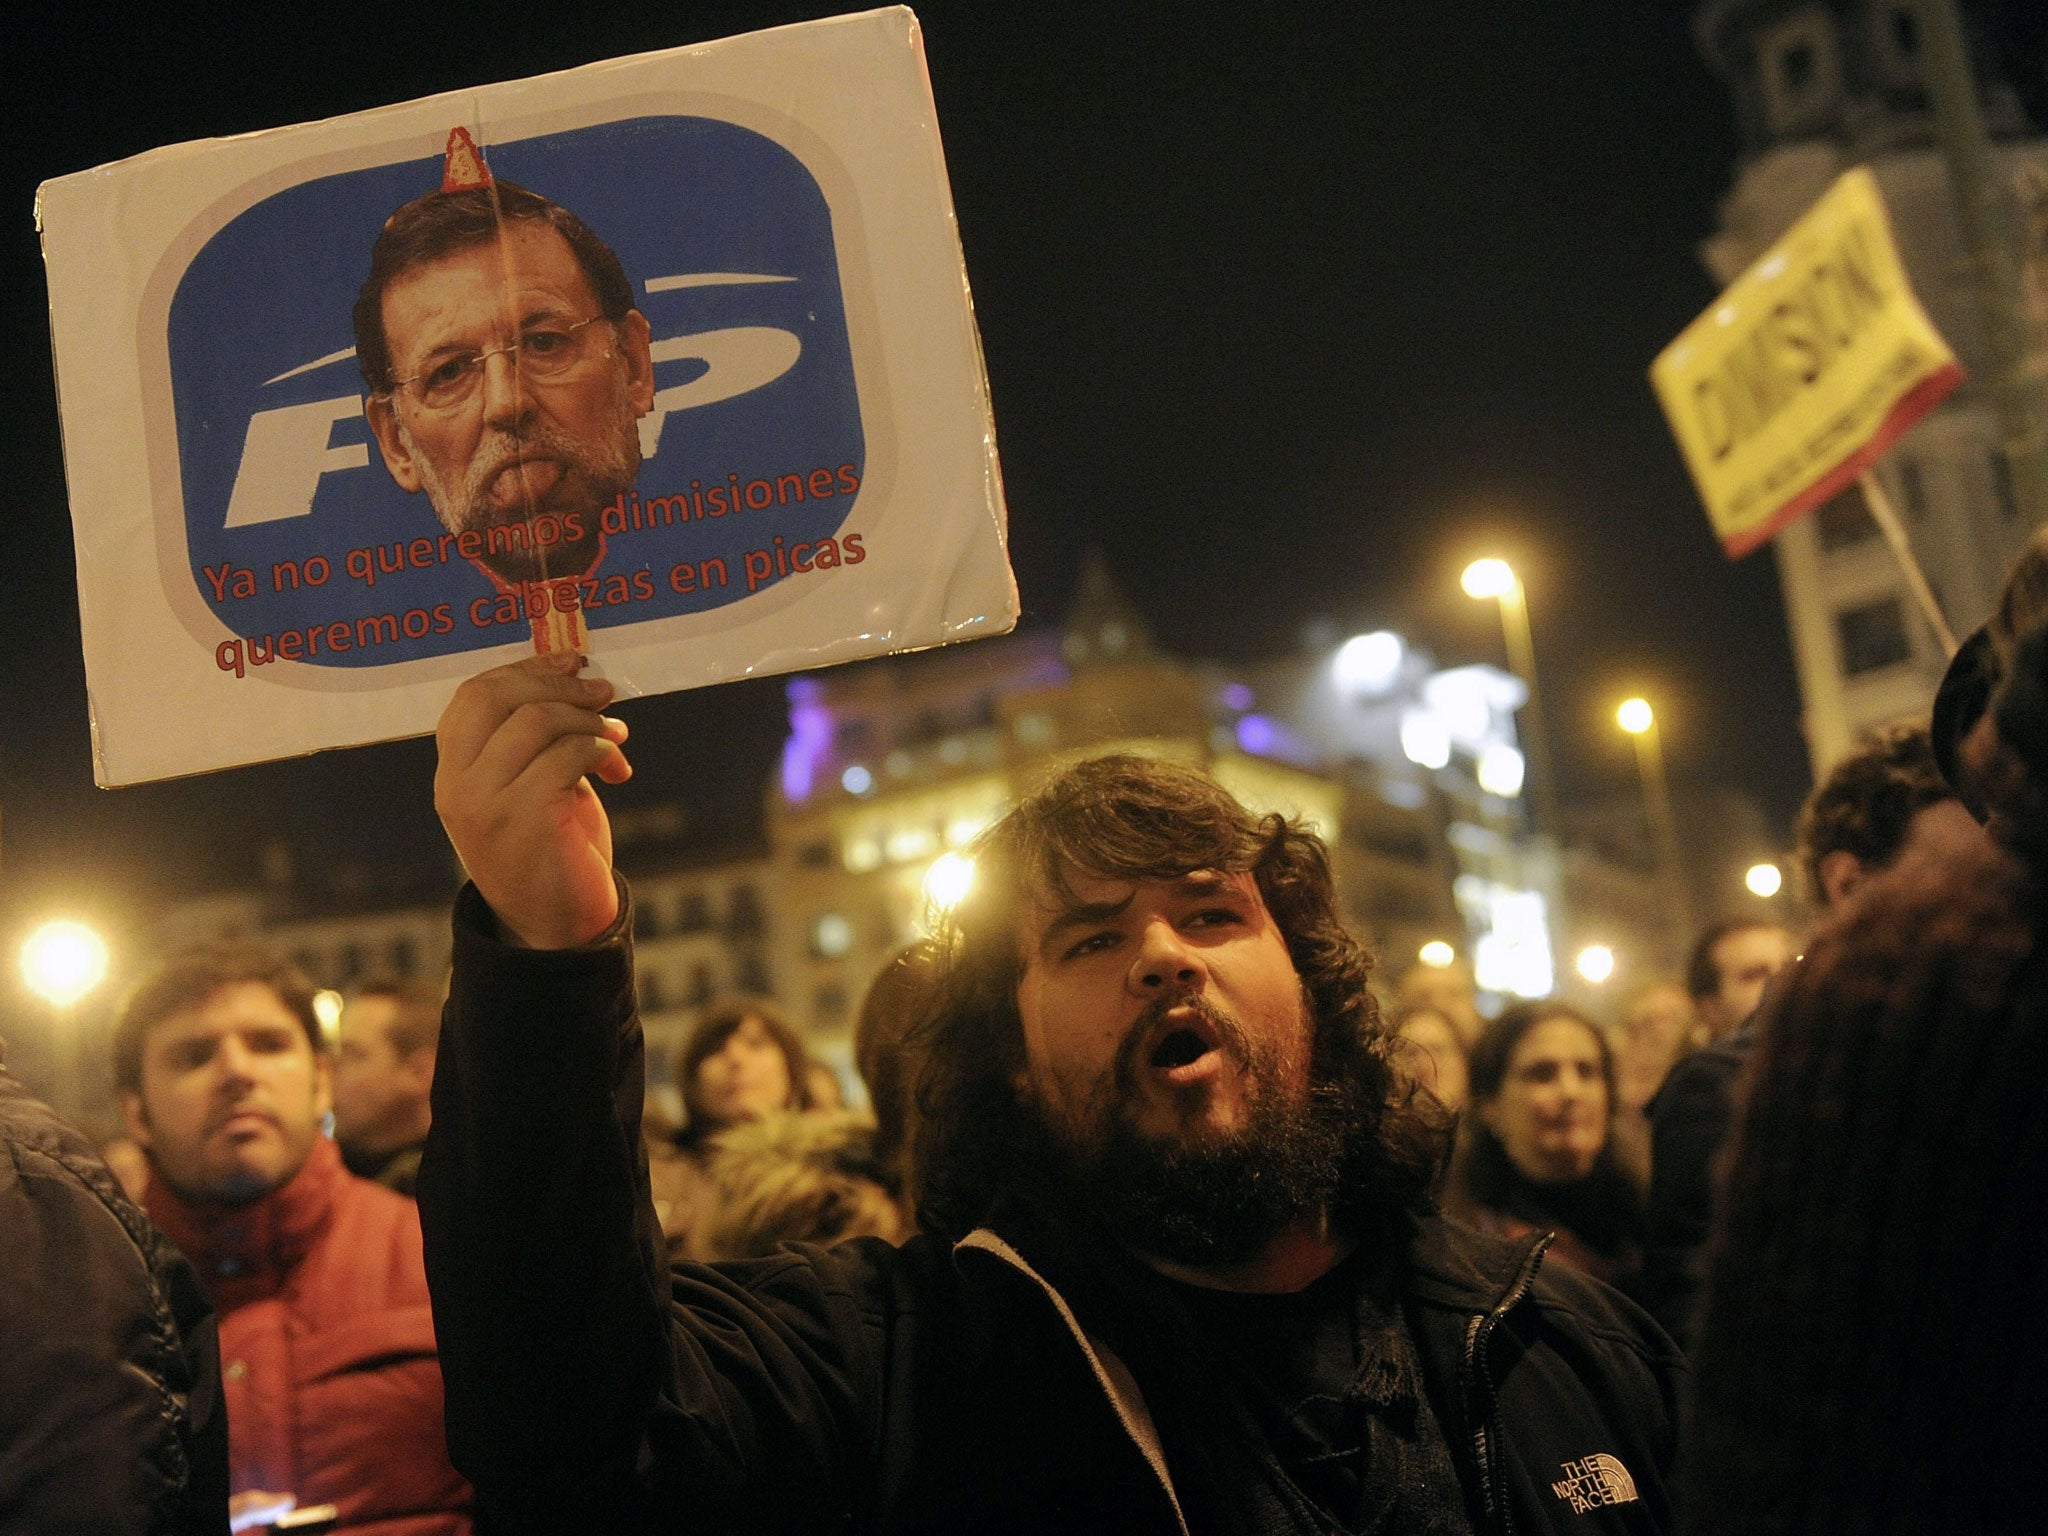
[
  {"x1": 634, "y1": 899, "x2": 664, "y2": 939},
  {"x1": 813, "y1": 985, "x2": 847, "y2": 1023},
  {"x1": 1815, "y1": 483, "x2": 1878, "y2": 551},
  {"x1": 388, "y1": 937, "x2": 417, "y2": 976},
  {"x1": 797, "y1": 839, "x2": 833, "y2": 868},
  {"x1": 336, "y1": 943, "x2": 365, "y2": 984},
  {"x1": 727, "y1": 887, "x2": 764, "y2": 938},
  {"x1": 737, "y1": 954, "x2": 772, "y2": 995},
  {"x1": 1992, "y1": 452, "x2": 2020, "y2": 522},
  {"x1": 640, "y1": 971, "x2": 666, "y2": 1012},
  {"x1": 688, "y1": 964, "x2": 714, "y2": 1007},
  {"x1": 1758, "y1": 8, "x2": 1841, "y2": 136},
  {"x1": 676, "y1": 894, "x2": 708, "y2": 933},
  {"x1": 1836, "y1": 595, "x2": 1914, "y2": 677},
  {"x1": 1781, "y1": 41, "x2": 1815, "y2": 93}
]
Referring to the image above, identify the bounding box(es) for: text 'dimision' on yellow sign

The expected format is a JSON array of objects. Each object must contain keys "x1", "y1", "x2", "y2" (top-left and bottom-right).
[{"x1": 1650, "y1": 166, "x2": 1963, "y2": 558}]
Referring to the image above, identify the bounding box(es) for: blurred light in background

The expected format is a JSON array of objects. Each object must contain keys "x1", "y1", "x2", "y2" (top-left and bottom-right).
[
  {"x1": 811, "y1": 914, "x2": 854, "y2": 958},
  {"x1": 1476, "y1": 743, "x2": 1527, "y2": 798},
  {"x1": 1460, "y1": 558, "x2": 1517, "y2": 600},
  {"x1": 1575, "y1": 944, "x2": 1616, "y2": 985},
  {"x1": 1745, "y1": 862, "x2": 1783, "y2": 898},
  {"x1": 20, "y1": 921, "x2": 109, "y2": 1009},
  {"x1": 1333, "y1": 631, "x2": 1405, "y2": 697},
  {"x1": 924, "y1": 852, "x2": 975, "y2": 912},
  {"x1": 1617, "y1": 697, "x2": 1654, "y2": 735},
  {"x1": 1400, "y1": 710, "x2": 1452, "y2": 770},
  {"x1": 312, "y1": 989, "x2": 344, "y2": 1047},
  {"x1": 1418, "y1": 940, "x2": 1456, "y2": 968}
]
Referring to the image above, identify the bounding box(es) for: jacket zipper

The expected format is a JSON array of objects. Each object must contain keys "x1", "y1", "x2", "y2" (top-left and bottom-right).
[{"x1": 1460, "y1": 1233, "x2": 1550, "y2": 1536}]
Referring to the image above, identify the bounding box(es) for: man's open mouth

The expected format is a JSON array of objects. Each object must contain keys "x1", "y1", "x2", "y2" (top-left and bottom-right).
[{"x1": 1150, "y1": 1028, "x2": 1213, "y2": 1070}]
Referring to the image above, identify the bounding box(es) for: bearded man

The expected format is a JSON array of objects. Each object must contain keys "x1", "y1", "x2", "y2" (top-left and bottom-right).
[
  {"x1": 418, "y1": 654, "x2": 1685, "y2": 1535},
  {"x1": 354, "y1": 176, "x2": 653, "y2": 588}
]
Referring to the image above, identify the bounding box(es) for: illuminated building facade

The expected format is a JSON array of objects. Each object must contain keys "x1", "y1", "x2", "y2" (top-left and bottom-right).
[{"x1": 140, "y1": 560, "x2": 1673, "y2": 1109}]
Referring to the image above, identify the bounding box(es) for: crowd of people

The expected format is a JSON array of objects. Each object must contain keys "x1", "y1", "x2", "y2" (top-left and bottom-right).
[
  {"x1": 5, "y1": 164, "x2": 2048, "y2": 1535},
  {"x1": 4, "y1": 635, "x2": 2042, "y2": 1531}
]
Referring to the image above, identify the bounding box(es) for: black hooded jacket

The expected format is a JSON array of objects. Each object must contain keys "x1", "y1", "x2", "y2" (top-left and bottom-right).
[
  {"x1": 0, "y1": 1063, "x2": 228, "y2": 1534},
  {"x1": 420, "y1": 885, "x2": 1685, "y2": 1535}
]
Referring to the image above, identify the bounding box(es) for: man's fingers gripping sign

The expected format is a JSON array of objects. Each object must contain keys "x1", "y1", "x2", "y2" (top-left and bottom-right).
[{"x1": 434, "y1": 651, "x2": 631, "y2": 950}]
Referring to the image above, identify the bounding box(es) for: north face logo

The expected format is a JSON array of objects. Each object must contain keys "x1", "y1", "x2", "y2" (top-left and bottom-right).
[{"x1": 1550, "y1": 1454, "x2": 1639, "y2": 1514}]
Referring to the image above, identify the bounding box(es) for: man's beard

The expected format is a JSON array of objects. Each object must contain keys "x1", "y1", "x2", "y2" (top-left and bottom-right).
[
  {"x1": 403, "y1": 368, "x2": 639, "y2": 586},
  {"x1": 1033, "y1": 994, "x2": 1364, "y2": 1269}
]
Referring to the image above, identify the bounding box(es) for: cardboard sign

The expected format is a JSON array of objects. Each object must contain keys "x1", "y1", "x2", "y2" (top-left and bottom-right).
[
  {"x1": 1650, "y1": 167, "x2": 1963, "y2": 558},
  {"x1": 38, "y1": 7, "x2": 1016, "y2": 785}
]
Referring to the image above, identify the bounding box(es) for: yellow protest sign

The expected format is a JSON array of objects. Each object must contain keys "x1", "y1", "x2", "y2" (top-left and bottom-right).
[{"x1": 1651, "y1": 167, "x2": 1963, "y2": 557}]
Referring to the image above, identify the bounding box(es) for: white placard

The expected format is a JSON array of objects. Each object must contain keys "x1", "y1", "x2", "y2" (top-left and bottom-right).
[{"x1": 39, "y1": 7, "x2": 1015, "y2": 785}]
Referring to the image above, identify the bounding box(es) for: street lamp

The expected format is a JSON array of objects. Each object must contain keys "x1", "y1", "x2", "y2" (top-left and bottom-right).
[
  {"x1": 1616, "y1": 698, "x2": 1695, "y2": 958},
  {"x1": 1460, "y1": 559, "x2": 1560, "y2": 839},
  {"x1": 21, "y1": 920, "x2": 110, "y2": 1119},
  {"x1": 1745, "y1": 863, "x2": 1783, "y2": 898},
  {"x1": 923, "y1": 852, "x2": 975, "y2": 913}
]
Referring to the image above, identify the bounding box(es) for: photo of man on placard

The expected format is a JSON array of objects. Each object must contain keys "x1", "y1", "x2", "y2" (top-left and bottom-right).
[{"x1": 354, "y1": 136, "x2": 653, "y2": 590}]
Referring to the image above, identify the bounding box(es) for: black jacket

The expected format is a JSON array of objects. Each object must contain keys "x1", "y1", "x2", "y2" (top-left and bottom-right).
[
  {"x1": 1641, "y1": 1029, "x2": 1755, "y2": 1351},
  {"x1": 0, "y1": 1064, "x2": 229, "y2": 1534},
  {"x1": 421, "y1": 886, "x2": 1685, "y2": 1535}
]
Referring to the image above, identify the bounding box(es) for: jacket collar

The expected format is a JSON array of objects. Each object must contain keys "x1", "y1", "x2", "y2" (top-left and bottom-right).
[
  {"x1": 962, "y1": 1193, "x2": 1544, "y2": 1320},
  {"x1": 144, "y1": 1134, "x2": 346, "y2": 1309},
  {"x1": 1400, "y1": 1207, "x2": 1550, "y2": 1315}
]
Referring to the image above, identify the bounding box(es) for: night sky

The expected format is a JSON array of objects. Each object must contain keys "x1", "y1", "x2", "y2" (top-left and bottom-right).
[{"x1": 5, "y1": 0, "x2": 1825, "y2": 942}]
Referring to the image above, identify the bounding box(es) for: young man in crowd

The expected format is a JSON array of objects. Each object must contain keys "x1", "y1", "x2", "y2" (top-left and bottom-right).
[
  {"x1": 417, "y1": 653, "x2": 1683, "y2": 1534},
  {"x1": 115, "y1": 942, "x2": 470, "y2": 1534},
  {"x1": 333, "y1": 975, "x2": 445, "y2": 1197},
  {"x1": 1682, "y1": 920, "x2": 1793, "y2": 1047}
]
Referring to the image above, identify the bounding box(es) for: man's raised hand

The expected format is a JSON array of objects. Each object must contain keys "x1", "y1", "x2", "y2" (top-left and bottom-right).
[{"x1": 434, "y1": 652, "x2": 632, "y2": 949}]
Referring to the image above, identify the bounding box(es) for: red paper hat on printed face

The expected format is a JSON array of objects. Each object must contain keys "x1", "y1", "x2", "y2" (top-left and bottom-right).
[{"x1": 441, "y1": 127, "x2": 493, "y2": 192}]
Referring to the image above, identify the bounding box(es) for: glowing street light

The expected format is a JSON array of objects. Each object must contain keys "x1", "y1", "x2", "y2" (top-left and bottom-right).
[
  {"x1": 1417, "y1": 940, "x2": 1456, "y2": 969},
  {"x1": 923, "y1": 852, "x2": 975, "y2": 912},
  {"x1": 1575, "y1": 944, "x2": 1616, "y2": 985},
  {"x1": 1460, "y1": 558, "x2": 1517, "y2": 601},
  {"x1": 1616, "y1": 697, "x2": 1654, "y2": 736},
  {"x1": 1745, "y1": 863, "x2": 1784, "y2": 898},
  {"x1": 21, "y1": 921, "x2": 109, "y2": 1009},
  {"x1": 21, "y1": 919, "x2": 110, "y2": 1119}
]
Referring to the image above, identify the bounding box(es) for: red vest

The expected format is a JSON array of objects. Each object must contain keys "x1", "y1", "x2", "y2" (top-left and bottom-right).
[{"x1": 147, "y1": 1136, "x2": 472, "y2": 1535}]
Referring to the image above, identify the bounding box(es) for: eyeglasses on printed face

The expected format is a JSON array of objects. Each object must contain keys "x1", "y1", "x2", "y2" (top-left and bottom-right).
[{"x1": 386, "y1": 315, "x2": 613, "y2": 410}]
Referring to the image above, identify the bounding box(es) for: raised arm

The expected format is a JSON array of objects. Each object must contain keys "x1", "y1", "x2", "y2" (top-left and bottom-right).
[{"x1": 420, "y1": 655, "x2": 885, "y2": 1534}]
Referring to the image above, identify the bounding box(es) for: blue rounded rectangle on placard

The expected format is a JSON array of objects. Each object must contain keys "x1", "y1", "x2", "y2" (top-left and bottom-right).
[{"x1": 169, "y1": 115, "x2": 865, "y2": 665}]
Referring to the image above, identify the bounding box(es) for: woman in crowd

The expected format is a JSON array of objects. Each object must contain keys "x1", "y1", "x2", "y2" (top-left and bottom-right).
[
  {"x1": 1391, "y1": 1002, "x2": 1470, "y2": 1114},
  {"x1": 647, "y1": 1002, "x2": 817, "y2": 1253},
  {"x1": 1445, "y1": 1001, "x2": 1647, "y2": 1291},
  {"x1": 685, "y1": 1110, "x2": 907, "y2": 1262}
]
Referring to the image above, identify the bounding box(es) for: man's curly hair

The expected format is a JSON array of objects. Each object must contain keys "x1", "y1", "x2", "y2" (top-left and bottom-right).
[
  {"x1": 910, "y1": 754, "x2": 1447, "y2": 1241},
  {"x1": 1794, "y1": 724, "x2": 1954, "y2": 907}
]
